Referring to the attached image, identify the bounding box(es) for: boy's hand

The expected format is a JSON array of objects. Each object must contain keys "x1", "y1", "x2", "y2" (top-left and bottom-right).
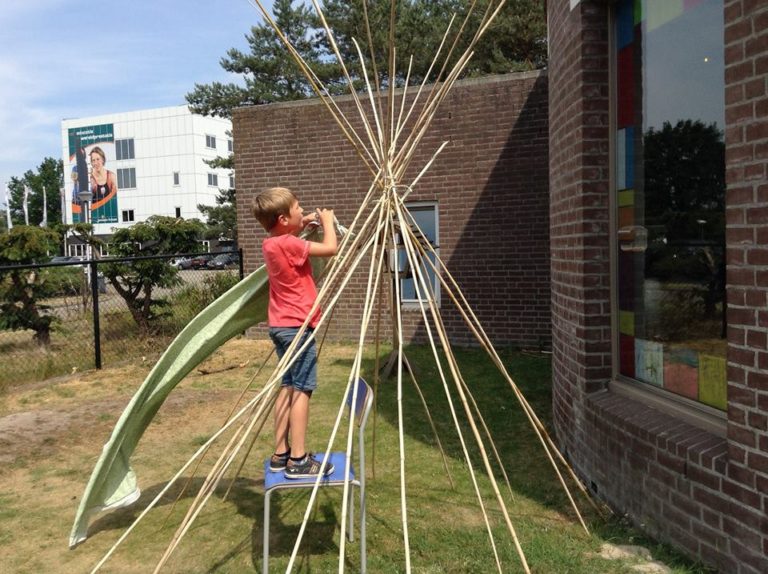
[
  {"x1": 306, "y1": 208, "x2": 338, "y2": 257},
  {"x1": 302, "y1": 212, "x2": 318, "y2": 228},
  {"x1": 317, "y1": 208, "x2": 334, "y2": 228}
]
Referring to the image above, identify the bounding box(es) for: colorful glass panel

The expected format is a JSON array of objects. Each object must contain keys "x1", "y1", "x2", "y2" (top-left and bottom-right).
[{"x1": 614, "y1": 0, "x2": 726, "y2": 409}]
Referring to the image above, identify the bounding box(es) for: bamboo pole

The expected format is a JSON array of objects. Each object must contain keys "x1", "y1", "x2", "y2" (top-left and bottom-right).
[
  {"x1": 247, "y1": 0, "x2": 379, "y2": 173},
  {"x1": 285, "y1": 202, "x2": 392, "y2": 572},
  {"x1": 413, "y1": 226, "x2": 602, "y2": 528},
  {"x1": 392, "y1": 198, "x2": 513, "y2": 573},
  {"x1": 388, "y1": 206, "x2": 412, "y2": 573},
  {"x1": 401, "y1": 350, "x2": 456, "y2": 490}
]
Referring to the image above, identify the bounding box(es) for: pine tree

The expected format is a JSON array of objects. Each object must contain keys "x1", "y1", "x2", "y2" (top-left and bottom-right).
[{"x1": 186, "y1": 0, "x2": 342, "y2": 118}]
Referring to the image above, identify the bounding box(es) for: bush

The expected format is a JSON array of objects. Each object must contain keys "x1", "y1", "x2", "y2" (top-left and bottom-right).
[
  {"x1": 40, "y1": 266, "x2": 85, "y2": 297},
  {"x1": 169, "y1": 272, "x2": 241, "y2": 326}
]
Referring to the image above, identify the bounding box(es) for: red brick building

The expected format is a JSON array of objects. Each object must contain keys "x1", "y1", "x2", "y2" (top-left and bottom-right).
[
  {"x1": 548, "y1": 1, "x2": 767, "y2": 572},
  {"x1": 234, "y1": 72, "x2": 551, "y2": 346}
]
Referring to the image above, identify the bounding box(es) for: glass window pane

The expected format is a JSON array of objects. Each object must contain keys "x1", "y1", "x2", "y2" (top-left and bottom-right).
[
  {"x1": 400, "y1": 203, "x2": 439, "y2": 303},
  {"x1": 615, "y1": 0, "x2": 725, "y2": 409}
]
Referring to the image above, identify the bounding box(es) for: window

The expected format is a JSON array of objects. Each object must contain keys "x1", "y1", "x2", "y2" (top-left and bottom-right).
[
  {"x1": 117, "y1": 167, "x2": 136, "y2": 189},
  {"x1": 122, "y1": 209, "x2": 135, "y2": 222},
  {"x1": 115, "y1": 138, "x2": 135, "y2": 160},
  {"x1": 173, "y1": 172, "x2": 180, "y2": 186},
  {"x1": 229, "y1": 174, "x2": 235, "y2": 189},
  {"x1": 207, "y1": 173, "x2": 218, "y2": 187},
  {"x1": 175, "y1": 207, "x2": 181, "y2": 218},
  {"x1": 227, "y1": 139, "x2": 234, "y2": 152},
  {"x1": 69, "y1": 244, "x2": 87, "y2": 257},
  {"x1": 205, "y1": 134, "x2": 216, "y2": 149},
  {"x1": 397, "y1": 203, "x2": 439, "y2": 304},
  {"x1": 201, "y1": 240, "x2": 211, "y2": 252},
  {"x1": 614, "y1": 0, "x2": 725, "y2": 409}
]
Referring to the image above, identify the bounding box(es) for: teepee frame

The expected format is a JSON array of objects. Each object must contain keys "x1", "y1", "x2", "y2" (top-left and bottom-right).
[{"x1": 89, "y1": 2, "x2": 605, "y2": 572}]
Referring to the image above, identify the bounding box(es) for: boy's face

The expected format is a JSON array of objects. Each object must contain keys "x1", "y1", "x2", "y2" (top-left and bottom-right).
[{"x1": 281, "y1": 200, "x2": 304, "y2": 233}]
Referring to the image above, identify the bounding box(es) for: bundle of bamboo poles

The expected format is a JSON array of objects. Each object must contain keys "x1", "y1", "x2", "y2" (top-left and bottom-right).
[{"x1": 90, "y1": 2, "x2": 605, "y2": 572}]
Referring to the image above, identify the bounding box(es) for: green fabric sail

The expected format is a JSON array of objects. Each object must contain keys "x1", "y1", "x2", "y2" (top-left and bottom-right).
[{"x1": 69, "y1": 263, "x2": 272, "y2": 547}]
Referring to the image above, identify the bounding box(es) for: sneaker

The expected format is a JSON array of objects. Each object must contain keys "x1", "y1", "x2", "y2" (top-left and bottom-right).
[
  {"x1": 284, "y1": 453, "x2": 334, "y2": 479},
  {"x1": 269, "y1": 450, "x2": 290, "y2": 472}
]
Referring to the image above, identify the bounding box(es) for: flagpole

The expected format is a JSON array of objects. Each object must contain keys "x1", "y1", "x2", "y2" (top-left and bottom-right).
[
  {"x1": 4, "y1": 182, "x2": 12, "y2": 231},
  {"x1": 41, "y1": 183, "x2": 48, "y2": 227},
  {"x1": 23, "y1": 184, "x2": 30, "y2": 225}
]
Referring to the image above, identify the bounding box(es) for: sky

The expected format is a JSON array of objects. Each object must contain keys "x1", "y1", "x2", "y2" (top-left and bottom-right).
[{"x1": 0, "y1": 0, "x2": 273, "y2": 207}]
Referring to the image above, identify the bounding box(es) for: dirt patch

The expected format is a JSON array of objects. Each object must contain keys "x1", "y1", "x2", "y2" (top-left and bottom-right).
[
  {"x1": 0, "y1": 338, "x2": 275, "y2": 465},
  {"x1": 0, "y1": 392, "x2": 204, "y2": 466}
]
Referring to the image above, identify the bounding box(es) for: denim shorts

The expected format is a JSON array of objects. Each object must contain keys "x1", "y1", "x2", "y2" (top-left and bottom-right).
[{"x1": 268, "y1": 327, "x2": 318, "y2": 393}]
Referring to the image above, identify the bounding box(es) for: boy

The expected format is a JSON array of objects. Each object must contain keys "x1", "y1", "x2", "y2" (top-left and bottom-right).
[{"x1": 251, "y1": 187, "x2": 338, "y2": 478}]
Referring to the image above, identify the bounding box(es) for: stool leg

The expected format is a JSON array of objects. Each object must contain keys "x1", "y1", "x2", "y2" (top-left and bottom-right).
[
  {"x1": 263, "y1": 491, "x2": 271, "y2": 574},
  {"x1": 360, "y1": 482, "x2": 366, "y2": 574},
  {"x1": 348, "y1": 483, "x2": 355, "y2": 543}
]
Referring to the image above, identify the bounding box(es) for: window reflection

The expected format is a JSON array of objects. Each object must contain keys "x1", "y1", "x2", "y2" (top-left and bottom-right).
[{"x1": 615, "y1": 0, "x2": 726, "y2": 409}]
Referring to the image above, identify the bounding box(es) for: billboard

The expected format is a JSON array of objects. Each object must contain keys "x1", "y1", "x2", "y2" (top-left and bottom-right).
[{"x1": 67, "y1": 124, "x2": 119, "y2": 224}]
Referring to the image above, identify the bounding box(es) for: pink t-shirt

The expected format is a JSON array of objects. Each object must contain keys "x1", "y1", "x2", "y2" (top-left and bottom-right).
[{"x1": 262, "y1": 234, "x2": 320, "y2": 328}]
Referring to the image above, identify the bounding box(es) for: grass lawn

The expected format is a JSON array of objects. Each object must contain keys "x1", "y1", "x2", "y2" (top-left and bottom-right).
[{"x1": 0, "y1": 338, "x2": 713, "y2": 573}]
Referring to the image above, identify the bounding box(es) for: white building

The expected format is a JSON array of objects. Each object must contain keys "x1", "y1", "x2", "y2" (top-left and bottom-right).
[{"x1": 61, "y1": 105, "x2": 233, "y2": 254}]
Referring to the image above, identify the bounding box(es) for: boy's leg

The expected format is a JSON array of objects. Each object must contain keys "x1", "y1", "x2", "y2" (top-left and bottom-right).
[
  {"x1": 287, "y1": 390, "x2": 311, "y2": 459},
  {"x1": 273, "y1": 386, "x2": 293, "y2": 455},
  {"x1": 283, "y1": 333, "x2": 334, "y2": 478},
  {"x1": 269, "y1": 327, "x2": 295, "y2": 471}
]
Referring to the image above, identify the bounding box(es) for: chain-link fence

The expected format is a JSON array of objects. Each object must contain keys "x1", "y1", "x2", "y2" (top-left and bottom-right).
[{"x1": 0, "y1": 250, "x2": 243, "y2": 390}]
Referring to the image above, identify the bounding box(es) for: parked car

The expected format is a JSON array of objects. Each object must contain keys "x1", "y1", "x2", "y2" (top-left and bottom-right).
[
  {"x1": 50, "y1": 256, "x2": 72, "y2": 264},
  {"x1": 171, "y1": 257, "x2": 193, "y2": 270},
  {"x1": 190, "y1": 254, "x2": 214, "y2": 269},
  {"x1": 205, "y1": 253, "x2": 239, "y2": 270}
]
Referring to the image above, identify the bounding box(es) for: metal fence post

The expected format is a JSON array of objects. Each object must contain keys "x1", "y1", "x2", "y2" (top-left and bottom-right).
[
  {"x1": 238, "y1": 248, "x2": 244, "y2": 280},
  {"x1": 90, "y1": 260, "x2": 102, "y2": 369}
]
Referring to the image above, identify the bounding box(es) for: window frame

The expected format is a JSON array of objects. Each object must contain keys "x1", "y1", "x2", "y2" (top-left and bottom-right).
[
  {"x1": 117, "y1": 167, "x2": 136, "y2": 189},
  {"x1": 607, "y1": 1, "x2": 726, "y2": 435},
  {"x1": 115, "y1": 138, "x2": 135, "y2": 160},
  {"x1": 397, "y1": 201, "x2": 440, "y2": 308},
  {"x1": 207, "y1": 173, "x2": 218, "y2": 187},
  {"x1": 173, "y1": 171, "x2": 180, "y2": 186},
  {"x1": 205, "y1": 134, "x2": 216, "y2": 149},
  {"x1": 121, "y1": 209, "x2": 135, "y2": 222}
]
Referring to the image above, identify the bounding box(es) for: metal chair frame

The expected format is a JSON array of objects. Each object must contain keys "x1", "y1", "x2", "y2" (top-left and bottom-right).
[{"x1": 262, "y1": 378, "x2": 373, "y2": 573}]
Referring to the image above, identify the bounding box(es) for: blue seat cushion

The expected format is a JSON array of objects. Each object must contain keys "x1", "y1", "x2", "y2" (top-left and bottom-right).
[{"x1": 264, "y1": 451, "x2": 355, "y2": 490}]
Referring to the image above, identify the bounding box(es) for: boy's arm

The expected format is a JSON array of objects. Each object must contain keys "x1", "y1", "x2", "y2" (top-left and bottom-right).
[{"x1": 308, "y1": 209, "x2": 338, "y2": 257}]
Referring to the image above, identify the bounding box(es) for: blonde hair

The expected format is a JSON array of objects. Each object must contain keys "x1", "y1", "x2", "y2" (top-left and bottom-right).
[{"x1": 251, "y1": 187, "x2": 297, "y2": 231}]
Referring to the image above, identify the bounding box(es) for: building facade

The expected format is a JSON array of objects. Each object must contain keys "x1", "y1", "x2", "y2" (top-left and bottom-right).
[
  {"x1": 61, "y1": 106, "x2": 232, "y2": 254},
  {"x1": 548, "y1": 1, "x2": 767, "y2": 572},
  {"x1": 234, "y1": 73, "x2": 551, "y2": 346}
]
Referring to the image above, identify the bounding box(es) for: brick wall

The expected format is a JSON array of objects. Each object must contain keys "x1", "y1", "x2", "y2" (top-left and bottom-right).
[
  {"x1": 233, "y1": 72, "x2": 550, "y2": 348},
  {"x1": 547, "y1": 0, "x2": 613, "y2": 440},
  {"x1": 722, "y1": 0, "x2": 768, "y2": 568},
  {"x1": 549, "y1": 1, "x2": 768, "y2": 572}
]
